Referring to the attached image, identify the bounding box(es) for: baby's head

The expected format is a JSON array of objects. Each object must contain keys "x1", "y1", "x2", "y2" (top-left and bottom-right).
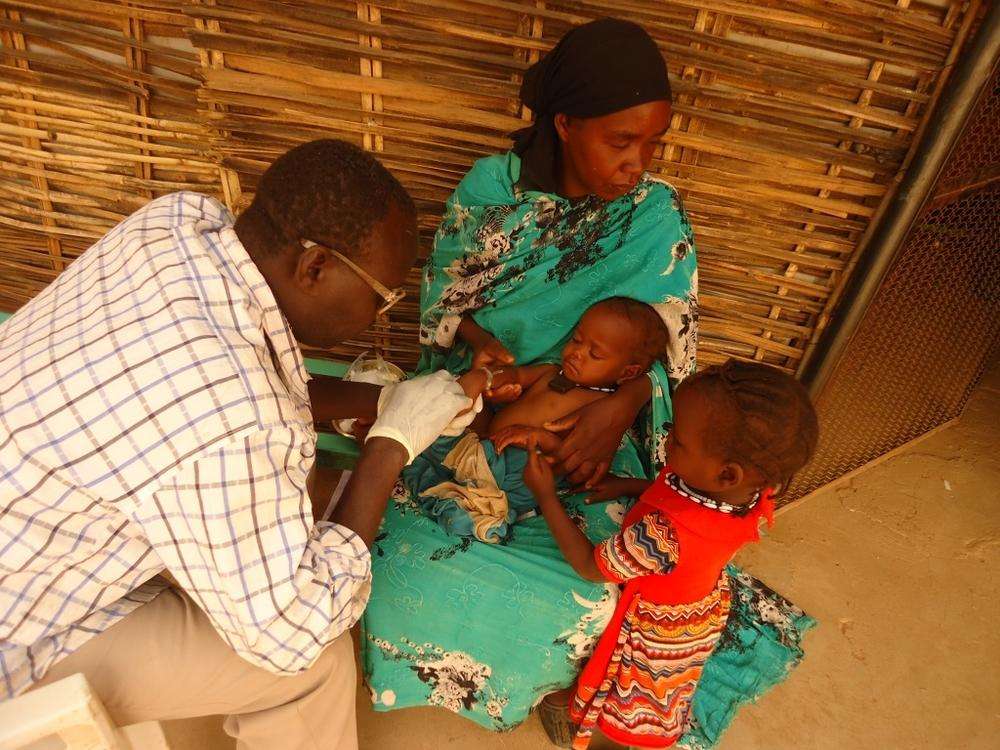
[
  {"x1": 668, "y1": 359, "x2": 819, "y2": 500},
  {"x1": 561, "y1": 297, "x2": 668, "y2": 388}
]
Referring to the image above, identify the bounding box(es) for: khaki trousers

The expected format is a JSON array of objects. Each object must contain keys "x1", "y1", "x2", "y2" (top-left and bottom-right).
[{"x1": 35, "y1": 584, "x2": 358, "y2": 750}]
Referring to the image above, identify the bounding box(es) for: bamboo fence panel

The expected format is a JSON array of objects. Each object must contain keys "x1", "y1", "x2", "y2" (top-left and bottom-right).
[
  {"x1": 0, "y1": 0, "x2": 223, "y2": 311},
  {"x1": 0, "y1": 0, "x2": 981, "y2": 372}
]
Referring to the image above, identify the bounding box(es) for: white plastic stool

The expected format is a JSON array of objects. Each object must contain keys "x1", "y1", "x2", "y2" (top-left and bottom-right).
[{"x1": 0, "y1": 672, "x2": 170, "y2": 750}]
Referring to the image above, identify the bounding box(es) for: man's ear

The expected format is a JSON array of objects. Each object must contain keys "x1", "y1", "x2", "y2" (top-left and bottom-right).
[
  {"x1": 717, "y1": 462, "x2": 745, "y2": 490},
  {"x1": 294, "y1": 243, "x2": 330, "y2": 294},
  {"x1": 553, "y1": 113, "x2": 573, "y2": 143},
  {"x1": 617, "y1": 364, "x2": 645, "y2": 384}
]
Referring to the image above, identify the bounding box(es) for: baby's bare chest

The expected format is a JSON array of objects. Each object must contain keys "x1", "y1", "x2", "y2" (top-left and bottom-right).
[{"x1": 489, "y1": 383, "x2": 604, "y2": 432}]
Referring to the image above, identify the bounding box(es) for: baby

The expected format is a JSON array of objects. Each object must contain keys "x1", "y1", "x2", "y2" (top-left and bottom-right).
[
  {"x1": 460, "y1": 297, "x2": 666, "y2": 444},
  {"x1": 403, "y1": 298, "x2": 668, "y2": 543}
]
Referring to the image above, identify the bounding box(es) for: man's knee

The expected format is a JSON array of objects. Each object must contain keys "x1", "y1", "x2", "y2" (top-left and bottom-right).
[{"x1": 276, "y1": 631, "x2": 356, "y2": 701}]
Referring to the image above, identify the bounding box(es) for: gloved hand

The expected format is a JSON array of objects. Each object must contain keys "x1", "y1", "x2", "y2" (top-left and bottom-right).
[
  {"x1": 366, "y1": 370, "x2": 473, "y2": 463},
  {"x1": 441, "y1": 367, "x2": 487, "y2": 436},
  {"x1": 441, "y1": 395, "x2": 482, "y2": 437}
]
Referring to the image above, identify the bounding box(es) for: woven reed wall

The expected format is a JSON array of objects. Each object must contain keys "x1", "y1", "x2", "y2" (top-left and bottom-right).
[{"x1": 0, "y1": 0, "x2": 984, "y2": 373}]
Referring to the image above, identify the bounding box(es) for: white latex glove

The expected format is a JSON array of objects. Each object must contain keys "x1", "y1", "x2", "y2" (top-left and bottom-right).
[
  {"x1": 441, "y1": 395, "x2": 483, "y2": 437},
  {"x1": 366, "y1": 370, "x2": 473, "y2": 463}
]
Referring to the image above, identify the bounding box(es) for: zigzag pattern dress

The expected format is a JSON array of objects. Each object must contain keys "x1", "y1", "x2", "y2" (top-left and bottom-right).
[{"x1": 570, "y1": 470, "x2": 774, "y2": 749}]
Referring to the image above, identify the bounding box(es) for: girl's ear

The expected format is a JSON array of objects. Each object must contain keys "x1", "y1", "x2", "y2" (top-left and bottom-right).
[
  {"x1": 554, "y1": 113, "x2": 573, "y2": 143},
  {"x1": 617, "y1": 364, "x2": 645, "y2": 384},
  {"x1": 716, "y1": 462, "x2": 745, "y2": 490}
]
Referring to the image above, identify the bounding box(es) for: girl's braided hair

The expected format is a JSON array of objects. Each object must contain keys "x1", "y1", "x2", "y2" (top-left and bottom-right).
[{"x1": 686, "y1": 359, "x2": 819, "y2": 493}]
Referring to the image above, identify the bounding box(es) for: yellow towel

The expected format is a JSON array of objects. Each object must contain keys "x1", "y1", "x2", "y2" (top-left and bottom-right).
[{"x1": 423, "y1": 433, "x2": 510, "y2": 543}]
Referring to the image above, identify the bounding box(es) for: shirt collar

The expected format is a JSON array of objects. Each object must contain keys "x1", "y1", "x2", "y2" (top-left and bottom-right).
[{"x1": 215, "y1": 222, "x2": 312, "y2": 407}]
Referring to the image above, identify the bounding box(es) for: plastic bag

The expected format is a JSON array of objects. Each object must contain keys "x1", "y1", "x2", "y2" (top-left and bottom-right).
[{"x1": 334, "y1": 351, "x2": 406, "y2": 438}]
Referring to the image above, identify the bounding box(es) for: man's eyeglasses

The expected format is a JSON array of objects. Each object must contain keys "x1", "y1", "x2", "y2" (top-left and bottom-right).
[{"x1": 301, "y1": 240, "x2": 405, "y2": 316}]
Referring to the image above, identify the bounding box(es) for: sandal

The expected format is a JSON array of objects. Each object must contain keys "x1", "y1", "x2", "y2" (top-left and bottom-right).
[{"x1": 538, "y1": 693, "x2": 577, "y2": 748}]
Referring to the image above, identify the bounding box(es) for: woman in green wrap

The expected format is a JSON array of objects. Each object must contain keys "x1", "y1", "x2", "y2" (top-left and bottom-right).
[{"x1": 361, "y1": 19, "x2": 814, "y2": 748}]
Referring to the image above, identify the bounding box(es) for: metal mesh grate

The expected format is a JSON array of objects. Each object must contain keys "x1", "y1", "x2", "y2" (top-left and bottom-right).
[
  {"x1": 786, "y1": 58, "x2": 1000, "y2": 503},
  {"x1": 936, "y1": 62, "x2": 1000, "y2": 197}
]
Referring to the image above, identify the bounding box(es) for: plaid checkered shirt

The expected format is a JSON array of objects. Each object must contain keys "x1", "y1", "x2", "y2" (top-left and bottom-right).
[{"x1": 0, "y1": 192, "x2": 372, "y2": 699}]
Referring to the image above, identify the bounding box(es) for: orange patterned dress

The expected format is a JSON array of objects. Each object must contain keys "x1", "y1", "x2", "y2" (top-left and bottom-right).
[{"x1": 569, "y1": 469, "x2": 774, "y2": 749}]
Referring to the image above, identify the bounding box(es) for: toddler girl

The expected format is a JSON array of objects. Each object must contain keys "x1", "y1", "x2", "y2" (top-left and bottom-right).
[{"x1": 520, "y1": 359, "x2": 819, "y2": 748}]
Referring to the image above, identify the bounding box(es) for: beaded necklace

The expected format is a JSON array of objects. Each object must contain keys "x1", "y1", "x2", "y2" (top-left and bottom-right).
[
  {"x1": 666, "y1": 473, "x2": 761, "y2": 517},
  {"x1": 547, "y1": 369, "x2": 619, "y2": 394}
]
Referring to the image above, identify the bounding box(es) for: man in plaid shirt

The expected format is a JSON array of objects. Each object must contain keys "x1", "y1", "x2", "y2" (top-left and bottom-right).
[{"x1": 0, "y1": 140, "x2": 474, "y2": 749}]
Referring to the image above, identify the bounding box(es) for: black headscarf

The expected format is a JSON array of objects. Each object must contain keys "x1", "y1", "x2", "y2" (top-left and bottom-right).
[{"x1": 512, "y1": 18, "x2": 672, "y2": 194}]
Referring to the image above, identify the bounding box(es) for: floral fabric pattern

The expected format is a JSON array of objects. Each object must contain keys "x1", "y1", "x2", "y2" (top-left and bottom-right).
[
  {"x1": 361, "y1": 152, "x2": 815, "y2": 747},
  {"x1": 418, "y1": 153, "x2": 698, "y2": 385},
  {"x1": 363, "y1": 494, "x2": 628, "y2": 731}
]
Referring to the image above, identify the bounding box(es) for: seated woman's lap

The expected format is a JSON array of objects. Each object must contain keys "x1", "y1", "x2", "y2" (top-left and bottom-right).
[
  {"x1": 360, "y1": 487, "x2": 625, "y2": 730},
  {"x1": 360, "y1": 478, "x2": 815, "y2": 743}
]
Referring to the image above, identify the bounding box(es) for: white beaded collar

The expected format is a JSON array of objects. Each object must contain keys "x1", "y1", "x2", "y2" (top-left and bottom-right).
[{"x1": 666, "y1": 473, "x2": 761, "y2": 516}]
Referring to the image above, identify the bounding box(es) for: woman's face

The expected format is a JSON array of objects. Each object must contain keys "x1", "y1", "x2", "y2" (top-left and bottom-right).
[{"x1": 555, "y1": 100, "x2": 671, "y2": 201}]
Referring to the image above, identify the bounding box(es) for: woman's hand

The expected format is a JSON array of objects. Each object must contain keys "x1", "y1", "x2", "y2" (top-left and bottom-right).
[
  {"x1": 585, "y1": 476, "x2": 653, "y2": 504},
  {"x1": 545, "y1": 381, "x2": 649, "y2": 489},
  {"x1": 523, "y1": 438, "x2": 557, "y2": 499},
  {"x1": 491, "y1": 425, "x2": 552, "y2": 454},
  {"x1": 472, "y1": 337, "x2": 515, "y2": 370},
  {"x1": 585, "y1": 479, "x2": 626, "y2": 505},
  {"x1": 458, "y1": 316, "x2": 515, "y2": 370}
]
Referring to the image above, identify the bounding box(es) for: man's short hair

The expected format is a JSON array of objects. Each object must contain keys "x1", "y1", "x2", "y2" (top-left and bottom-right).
[{"x1": 236, "y1": 139, "x2": 415, "y2": 259}]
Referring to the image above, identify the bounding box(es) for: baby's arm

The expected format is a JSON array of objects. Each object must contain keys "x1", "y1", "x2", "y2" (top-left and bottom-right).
[
  {"x1": 490, "y1": 363, "x2": 557, "y2": 394},
  {"x1": 457, "y1": 364, "x2": 556, "y2": 403}
]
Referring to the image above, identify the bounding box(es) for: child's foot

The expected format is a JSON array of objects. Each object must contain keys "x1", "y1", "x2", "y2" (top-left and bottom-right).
[{"x1": 538, "y1": 690, "x2": 577, "y2": 748}]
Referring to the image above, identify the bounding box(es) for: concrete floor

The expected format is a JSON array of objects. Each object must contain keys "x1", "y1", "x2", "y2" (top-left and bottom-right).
[{"x1": 165, "y1": 365, "x2": 1000, "y2": 749}]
